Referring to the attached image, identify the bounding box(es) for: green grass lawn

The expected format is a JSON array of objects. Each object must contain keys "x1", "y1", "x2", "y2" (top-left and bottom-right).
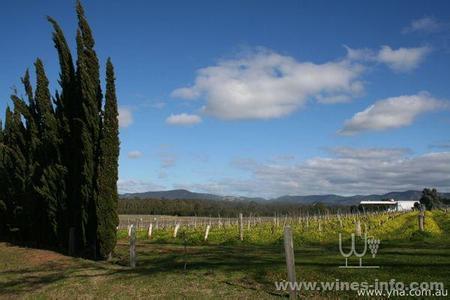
[{"x1": 1, "y1": 211, "x2": 449, "y2": 299}]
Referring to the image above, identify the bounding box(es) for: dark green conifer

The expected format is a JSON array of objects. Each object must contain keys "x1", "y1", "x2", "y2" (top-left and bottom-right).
[
  {"x1": 96, "y1": 58, "x2": 120, "y2": 259},
  {"x1": 0, "y1": 119, "x2": 6, "y2": 236},
  {"x1": 33, "y1": 59, "x2": 67, "y2": 246},
  {"x1": 75, "y1": 1, "x2": 103, "y2": 256},
  {"x1": 1, "y1": 1, "x2": 119, "y2": 260},
  {"x1": 3, "y1": 104, "x2": 30, "y2": 239},
  {"x1": 47, "y1": 16, "x2": 77, "y2": 250}
]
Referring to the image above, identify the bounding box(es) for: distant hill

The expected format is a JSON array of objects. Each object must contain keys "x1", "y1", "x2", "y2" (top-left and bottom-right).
[
  {"x1": 120, "y1": 189, "x2": 450, "y2": 205},
  {"x1": 120, "y1": 189, "x2": 265, "y2": 202},
  {"x1": 271, "y1": 190, "x2": 428, "y2": 205}
]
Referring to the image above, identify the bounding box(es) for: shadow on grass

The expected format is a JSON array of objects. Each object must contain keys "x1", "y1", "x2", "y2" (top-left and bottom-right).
[
  {"x1": 0, "y1": 243, "x2": 290, "y2": 296},
  {"x1": 0, "y1": 259, "x2": 116, "y2": 296},
  {"x1": 2, "y1": 240, "x2": 450, "y2": 297}
]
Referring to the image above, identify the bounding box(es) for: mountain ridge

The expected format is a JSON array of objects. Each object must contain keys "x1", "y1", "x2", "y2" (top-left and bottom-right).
[{"x1": 120, "y1": 189, "x2": 450, "y2": 205}]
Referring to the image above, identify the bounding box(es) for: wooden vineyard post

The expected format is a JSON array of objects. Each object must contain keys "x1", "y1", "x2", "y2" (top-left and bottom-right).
[
  {"x1": 147, "y1": 223, "x2": 153, "y2": 239},
  {"x1": 355, "y1": 219, "x2": 361, "y2": 237},
  {"x1": 283, "y1": 226, "x2": 297, "y2": 299},
  {"x1": 204, "y1": 224, "x2": 211, "y2": 241},
  {"x1": 173, "y1": 223, "x2": 180, "y2": 238},
  {"x1": 274, "y1": 213, "x2": 280, "y2": 228},
  {"x1": 239, "y1": 213, "x2": 244, "y2": 241},
  {"x1": 130, "y1": 224, "x2": 136, "y2": 268},
  {"x1": 419, "y1": 210, "x2": 425, "y2": 231}
]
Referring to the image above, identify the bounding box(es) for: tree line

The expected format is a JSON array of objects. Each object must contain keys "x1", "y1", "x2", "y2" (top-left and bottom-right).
[
  {"x1": 118, "y1": 198, "x2": 348, "y2": 217},
  {"x1": 0, "y1": 2, "x2": 119, "y2": 260},
  {"x1": 120, "y1": 188, "x2": 450, "y2": 217}
]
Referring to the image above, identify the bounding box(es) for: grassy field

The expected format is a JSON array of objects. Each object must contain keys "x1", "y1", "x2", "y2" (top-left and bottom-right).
[{"x1": 1, "y1": 211, "x2": 449, "y2": 299}]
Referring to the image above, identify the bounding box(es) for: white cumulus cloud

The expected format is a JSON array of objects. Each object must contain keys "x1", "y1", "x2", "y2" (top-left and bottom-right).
[
  {"x1": 377, "y1": 45, "x2": 431, "y2": 72},
  {"x1": 403, "y1": 17, "x2": 443, "y2": 34},
  {"x1": 345, "y1": 45, "x2": 431, "y2": 72},
  {"x1": 127, "y1": 150, "x2": 143, "y2": 159},
  {"x1": 166, "y1": 113, "x2": 202, "y2": 125},
  {"x1": 172, "y1": 48, "x2": 365, "y2": 120},
  {"x1": 118, "y1": 179, "x2": 165, "y2": 194},
  {"x1": 118, "y1": 106, "x2": 133, "y2": 128},
  {"x1": 339, "y1": 92, "x2": 446, "y2": 135}
]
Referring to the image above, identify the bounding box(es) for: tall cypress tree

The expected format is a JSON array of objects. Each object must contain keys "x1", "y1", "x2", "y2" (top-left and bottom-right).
[
  {"x1": 33, "y1": 58, "x2": 67, "y2": 246},
  {"x1": 1, "y1": 1, "x2": 120, "y2": 260},
  {"x1": 96, "y1": 58, "x2": 120, "y2": 259},
  {"x1": 75, "y1": 1, "x2": 102, "y2": 256},
  {"x1": 3, "y1": 103, "x2": 30, "y2": 240},
  {"x1": 0, "y1": 119, "x2": 6, "y2": 236},
  {"x1": 19, "y1": 72, "x2": 41, "y2": 237},
  {"x1": 48, "y1": 16, "x2": 78, "y2": 250},
  {"x1": 1, "y1": 109, "x2": 15, "y2": 235}
]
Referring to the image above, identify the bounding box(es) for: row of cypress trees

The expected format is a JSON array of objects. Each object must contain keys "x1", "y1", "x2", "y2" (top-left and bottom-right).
[{"x1": 0, "y1": 1, "x2": 120, "y2": 260}]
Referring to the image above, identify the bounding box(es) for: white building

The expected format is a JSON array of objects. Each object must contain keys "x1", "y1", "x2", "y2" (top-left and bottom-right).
[
  {"x1": 359, "y1": 199, "x2": 419, "y2": 211},
  {"x1": 396, "y1": 200, "x2": 420, "y2": 211}
]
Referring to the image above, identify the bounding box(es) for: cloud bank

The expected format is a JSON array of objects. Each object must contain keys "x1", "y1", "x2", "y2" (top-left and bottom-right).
[{"x1": 182, "y1": 148, "x2": 450, "y2": 198}]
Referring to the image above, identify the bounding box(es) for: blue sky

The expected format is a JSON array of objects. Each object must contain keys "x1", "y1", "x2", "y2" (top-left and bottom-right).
[{"x1": 1, "y1": 0, "x2": 450, "y2": 197}]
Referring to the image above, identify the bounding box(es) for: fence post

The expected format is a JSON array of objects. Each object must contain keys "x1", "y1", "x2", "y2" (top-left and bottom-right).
[
  {"x1": 147, "y1": 223, "x2": 153, "y2": 239},
  {"x1": 204, "y1": 224, "x2": 211, "y2": 241},
  {"x1": 355, "y1": 220, "x2": 361, "y2": 237},
  {"x1": 130, "y1": 224, "x2": 136, "y2": 268},
  {"x1": 173, "y1": 223, "x2": 180, "y2": 238},
  {"x1": 239, "y1": 213, "x2": 244, "y2": 241},
  {"x1": 419, "y1": 210, "x2": 425, "y2": 231},
  {"x1": 283, "y1": 226, "x2": 297, "y2": 299}
]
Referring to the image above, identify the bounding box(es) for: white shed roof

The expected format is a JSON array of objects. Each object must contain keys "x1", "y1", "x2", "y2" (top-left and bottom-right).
[{"x1": 360, "y1": 201, "x2": 397, "y2": 205}]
